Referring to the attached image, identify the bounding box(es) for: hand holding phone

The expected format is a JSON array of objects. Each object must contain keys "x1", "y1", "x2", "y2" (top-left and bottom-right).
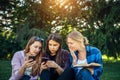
[
  {"x1": 29, "y1": 56, "x2": 36, "y2": 61},
  {"x1": 41, "y1": 57, "x2": 49, "y2": 63}
]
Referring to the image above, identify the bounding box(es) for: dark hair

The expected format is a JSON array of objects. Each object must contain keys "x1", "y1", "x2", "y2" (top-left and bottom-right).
[
  {"x1": 24, "y1": 36, "x2": 44, "y2": 76},
  {"x1": 46, "y1": 33, "x2": 63, "y2": 66}
]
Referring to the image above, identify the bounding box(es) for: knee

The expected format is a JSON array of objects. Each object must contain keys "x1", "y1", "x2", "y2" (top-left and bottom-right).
[
  {"x1": 40, "y1": 69, "x2": 50, "y2": 80},
  {"x1": 80, "y1": 68, "x2": 91, "y2": 76},
  {"x1": 40, "y1": 69, "x2": 50, "y2": 77},
  {"x1": 75, "y1": 68, "x2": 94, "y2": 80}
]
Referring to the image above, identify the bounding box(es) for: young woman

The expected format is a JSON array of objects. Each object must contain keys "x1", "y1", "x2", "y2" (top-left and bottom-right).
[
  {"x1": 40, "y1": 33, "x2": 69, "y2": 80},
  {"x1": 9, "y1": 36, "x2": 44, "y2": 80},
  {"x1": 58, "y1": 30, "x2": 103, "y2": 80}
]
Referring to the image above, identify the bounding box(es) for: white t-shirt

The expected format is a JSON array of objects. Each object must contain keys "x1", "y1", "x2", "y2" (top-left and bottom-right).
[{"x1": 76, "y1": 59, "x2": 87, "y2": 70}]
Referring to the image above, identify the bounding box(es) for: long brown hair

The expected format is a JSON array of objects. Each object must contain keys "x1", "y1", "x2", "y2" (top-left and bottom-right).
[
  {"x1": 46, "y1": 33, "x2": 63, "y2": 66},
  {"x1": 24, "y1": 36, "x2": 44, "y2": 76}
]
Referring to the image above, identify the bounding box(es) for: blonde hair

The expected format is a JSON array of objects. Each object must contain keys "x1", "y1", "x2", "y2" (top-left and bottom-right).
[{"x1": 67, "y1": 30, "x2": 89, "y2": 45}]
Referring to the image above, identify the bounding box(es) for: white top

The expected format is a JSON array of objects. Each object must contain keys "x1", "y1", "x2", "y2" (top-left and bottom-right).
[
  {"x1": 76, "y1": 59, "x2": 87, "y2": 70},
  {"x1": 9, "y1": 50, "x2": 38, "y2": 80}
]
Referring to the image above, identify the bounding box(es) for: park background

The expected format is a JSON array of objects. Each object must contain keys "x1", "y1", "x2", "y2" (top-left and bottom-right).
[{"x1": 0, "y1": 0, "x2": 120, "y2": 80}]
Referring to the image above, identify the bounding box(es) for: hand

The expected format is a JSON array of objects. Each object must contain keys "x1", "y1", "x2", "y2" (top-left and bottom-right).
[
  {"x1": 46, "y1": 60, "x2": 59, "y2": 69},
  {"x1": 86, "y1": 68, "x2": 94, "y2": 75},
  {"x1": 40, "y1": 62, "x2": 48, "y2": 73},
  {"x1": 40, "y1": 62, "x2": 48, "y2": 69},
  {"x1": 22, "y1": 59, "x2": 36, "y2": 68},
  {"x1": 46, "y1": 60, "x2": 64, "y2": 75},
  {"x1": 69, "y1": 48, "x2": 77, "y2": 65}
]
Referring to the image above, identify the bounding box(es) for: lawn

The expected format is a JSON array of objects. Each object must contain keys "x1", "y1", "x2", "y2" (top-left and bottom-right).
[
  {"x1": 101, "y1": 61, "x2": 120, "y2": 80},
  {"x1": 0, "y1": 59, "x2": 120, "y2": 80},
  {"x1": 0, "y1": 60, "x2": 11, "y2": 80}
]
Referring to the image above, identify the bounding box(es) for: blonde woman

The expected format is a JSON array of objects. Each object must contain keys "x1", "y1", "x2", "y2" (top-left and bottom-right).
[{"x1": 58, "y1": 30, "x2": 103, "y2": 80}]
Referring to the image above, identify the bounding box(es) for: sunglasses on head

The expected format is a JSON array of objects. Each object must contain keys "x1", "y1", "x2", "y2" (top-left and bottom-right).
[{"x1": 34, "y1": 36, "x2": 44, "y2": 42}]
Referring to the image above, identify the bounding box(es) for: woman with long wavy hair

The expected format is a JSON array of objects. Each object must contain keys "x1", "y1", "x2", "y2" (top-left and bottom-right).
[
  {"x1": 9, "y1": 36, "x2": 44, "y2": 80},
  {"x1": 40, "y1": 33, "x2": 69, "y2": 80}
]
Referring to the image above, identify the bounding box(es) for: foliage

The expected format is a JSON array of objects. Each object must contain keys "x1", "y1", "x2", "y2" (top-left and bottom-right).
[
  {"x1": 0, "y1": 28, "x2": 21, "y2": 59},
  {"x1": 98, "y1": 0, "x2": 120, "y2": 58},
  {"x1": 0, "y1": 0, "x2": 120, "y2": 59}
]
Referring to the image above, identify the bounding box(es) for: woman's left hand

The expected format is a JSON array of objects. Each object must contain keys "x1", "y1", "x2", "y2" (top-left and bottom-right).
[
  {"x1": 46, "y1": 60, "x2": 64, "y2": 75},
  {"x1": 46, "y1": 60, "x2": 58, "y2": 69},
  {"x1": 86, "y1": 68, "x2": 94, "y2": 75},
  {"x1": 40, "y1": 62, "x2": 48, "y2": 74}
]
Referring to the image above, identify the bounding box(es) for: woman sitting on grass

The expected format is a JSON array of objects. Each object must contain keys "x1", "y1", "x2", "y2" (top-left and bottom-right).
[
  {"x1": 9, "y1": 36, "x2": 44, "y2": 80},
  {"x1": 40, "y1": 33, "x2": 69, "y2": 80},
  {"x1": 58, "y1": 30, "x2": 103, "y2": 80}
]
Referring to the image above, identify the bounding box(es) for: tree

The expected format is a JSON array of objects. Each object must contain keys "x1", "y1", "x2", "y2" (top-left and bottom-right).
[{"x1": 0, "y1": 0, "x2": 120, "y2": 59}]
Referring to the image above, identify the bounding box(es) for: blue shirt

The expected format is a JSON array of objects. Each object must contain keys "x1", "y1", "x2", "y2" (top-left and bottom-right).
[{"x1": 68, "y1": 45, "x2": 103, "y2": 80}]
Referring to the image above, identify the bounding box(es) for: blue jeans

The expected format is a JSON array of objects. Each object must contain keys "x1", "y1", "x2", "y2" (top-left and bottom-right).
[
  {"x1": 20, "y1": 75, "x2": 30, "y2": 80},
  {"x1": 75, "y1": 68, "x2": 94, "y2": 80},
  {"x1": 40, "y1": 69, "x2": 50, "y2": 80},
  {"x1": 40, "y1": 69, "x2": 59, "y2": 80},
  {"x1": 57, "y1": 67, "x2": 75, "y2": 80}
]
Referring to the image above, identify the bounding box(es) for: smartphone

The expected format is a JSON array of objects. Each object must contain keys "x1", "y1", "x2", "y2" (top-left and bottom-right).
[
  {"x1": 29, "y1": 56, "x2": 36, "y2": 61},
  {"x1": 41, "y1": 57, "x2": 49, "y2": 63}
]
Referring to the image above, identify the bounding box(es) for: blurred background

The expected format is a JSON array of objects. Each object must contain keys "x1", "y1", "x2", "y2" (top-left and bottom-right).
[{"x1": 0, "y1": 0, "x2": 120, "y2": 80}]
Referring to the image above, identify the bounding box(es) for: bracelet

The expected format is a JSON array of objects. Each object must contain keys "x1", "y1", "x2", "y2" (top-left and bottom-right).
[{"x1": 55, "y1": 65, "x2": 59, "y2": 70}]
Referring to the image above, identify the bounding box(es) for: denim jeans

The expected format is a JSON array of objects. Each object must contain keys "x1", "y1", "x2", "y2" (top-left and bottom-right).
[
  {"x1": 40, "y1": 69, "x2": 59, "y2": 80},
  {"x1": 20, "y1": 75, "x2": 30, "y2": 80},
  {"x1": 40, "y1": 69, "x2": 50, "y2": 80},
  {"x1": 57, "y1": 67, "x2": 75, "y2": 80},
  {"x1": 75, "y1": 68, "x2": 94, "y2": 80},
  {"x1": 57, "y1": 67, "x2": 94, "y2": 80}
]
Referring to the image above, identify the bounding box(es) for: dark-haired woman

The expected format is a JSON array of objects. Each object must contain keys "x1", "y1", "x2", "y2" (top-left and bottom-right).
[{"x1": 40, "y1": 33, "x2": 69, "y2": 80}]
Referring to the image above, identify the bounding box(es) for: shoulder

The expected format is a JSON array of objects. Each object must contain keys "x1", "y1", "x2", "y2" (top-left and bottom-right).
[
  {"x1": 86, "y1": 46, "x2": 101, "y2": 54},
  {"x1": 14, "y1": 50, "x2": 24, "y2": 55},
  {"x1": 91, "y1": 46, "x2": 100, "y2": 52},
  {"x1": 61, "y1": 49, "x2": 69, "y2": 54},
  {"x1": 11, "y1": 50, "x2": 25, "y2": 63},
  {"x1": 61, "y1": 49, "x2": 70, "y2": 61},
  {"x1": 61, "y1": 49, "x2": 70, "y2": 59},
  {"x1": 13, "y1": 50, "x2": 24, "y2": 58}
]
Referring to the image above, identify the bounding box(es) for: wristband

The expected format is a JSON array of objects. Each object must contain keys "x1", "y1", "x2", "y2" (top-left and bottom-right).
[{"x1": 55, "y1": 65, "x2": 59, "y2": 70}]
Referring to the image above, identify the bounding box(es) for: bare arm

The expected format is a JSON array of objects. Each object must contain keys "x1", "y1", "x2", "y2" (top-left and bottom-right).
[
  {"x1": 69, "y1": 49, "x2": 77, "y2": 65},
  {"x1": 55, "y1": 64, "x2": 64, "y2": 75},
  {"x1": 18, "y1": 59, "x2": 35, "y2": 75},
  {"x1": 46, "y1": 61, "x2": 64, "y2": 75}
]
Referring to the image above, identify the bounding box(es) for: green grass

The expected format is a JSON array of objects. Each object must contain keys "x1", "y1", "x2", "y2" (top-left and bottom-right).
[
  {"x1": 0, "y1": 60, "x2": 120, "y2": 80},
  {"x1": 101, "y1": 61, "x2": 120, "y2": 80},
  {"x1": 0, "y1": 60, "x2": 11, "y2": 80}
]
